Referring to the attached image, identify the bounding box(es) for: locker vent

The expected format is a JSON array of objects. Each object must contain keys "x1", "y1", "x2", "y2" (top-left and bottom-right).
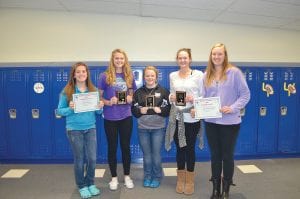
[
  {"x1": 33, "y1": 71, "x2": 45, "y2": 82},
  {"x1": 9, "y1": 71, "x2": 22, "y2": 82}
]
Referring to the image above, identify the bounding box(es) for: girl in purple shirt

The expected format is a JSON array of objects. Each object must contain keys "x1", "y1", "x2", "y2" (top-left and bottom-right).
[
  {"x1": 98, "y1": 49, "x2": 137, "y2": 191},
  {"x1": 203, "y1": 43, "x2": 250, "y2": 199}
]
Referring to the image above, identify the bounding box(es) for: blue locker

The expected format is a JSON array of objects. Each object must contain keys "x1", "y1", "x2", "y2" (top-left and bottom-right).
[
  {"x1": 194, "y1": 66, "x2": 211, "y2": 160},
  {"x1": 131, "y1": 66, "x2": 144, "y2": 162},
  {"x1": 298, "y1": 68, "x2": 300, "y2": 153},
  {"x1": 97, "y1": 69, "x2": 108, "y2": 163},
  {"x1": 257, "y1": 68, "x2": 279, "y2": 154},
  {"x1": 160, "y1": 67, "x2": 177, "y2": 162},
  {"x1": 0, "y1": 69, "x2": 7, "y2": 158},
  {"x1": 28, "y1": 69, "x2": 52, "y2": 157},
  {"x1": 156, "y1": 66, "x2": 168, "y2": 88},
  {"x1": 236, "y1": 67, "x2": 258, "y2": 156},
  {"x1": 51, "y1": 68, "x2": 72, "y2": 159},
  {"x1": 95, "y1": 67, "x2": 106, "y2": 163},
  {"x1": 4, "y1": 69, "x2": 30, "y2": 158},
  {"x1": 278, "y1": 68, "x2": 298, "y2": 153},
  {"x1": 89, "y1": 67, "x2": 106, "y2": 162}
]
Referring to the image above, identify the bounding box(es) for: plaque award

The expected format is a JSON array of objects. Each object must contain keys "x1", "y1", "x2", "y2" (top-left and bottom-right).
[
  {"x1": 116, "y1": 91, "x2": 127, "y2": 104},
  {"x1": 175, "y1": 91, "x2": 186, "y2": 106},
  {"x1": 146, "y1": 95, "x2": 155, "y2": 108}
]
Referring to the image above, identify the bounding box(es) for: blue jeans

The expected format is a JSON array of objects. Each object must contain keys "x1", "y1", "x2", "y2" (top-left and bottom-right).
[
  {"x1": 67, "y1": 128, "x2": 97, "y2": 189},
  {"x1": 138, "y1": 128, "x2": 165, "y2": 181}
]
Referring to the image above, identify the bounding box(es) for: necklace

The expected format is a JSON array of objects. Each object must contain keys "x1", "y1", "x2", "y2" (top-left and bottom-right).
[
  {"x1": 179, "y1": 69, "x2": 192, "y2": 78},
  {"x1": 146, "y1": 85, "x2": 156, "y2": 96}
]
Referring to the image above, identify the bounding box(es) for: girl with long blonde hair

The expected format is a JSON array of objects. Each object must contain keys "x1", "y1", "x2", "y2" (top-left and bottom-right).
[{"x1": 98, "y1": 49, "x2": 137, "y2": 191}]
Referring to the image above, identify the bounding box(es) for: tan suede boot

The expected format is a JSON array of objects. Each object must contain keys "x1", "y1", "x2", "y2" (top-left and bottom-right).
[
  {"x1": 184, "y1": 171, "x2": 195, "y2": 195},
  {"x1": 176, "y1": 170, "x2": 186, "y2": 193}
]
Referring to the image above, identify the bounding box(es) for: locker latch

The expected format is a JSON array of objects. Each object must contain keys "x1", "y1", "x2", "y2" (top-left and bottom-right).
[
  {"x1": 54, "y1": 109, "x2": 62, "y2": 119},
  {"x1": 32, "y1": 109, "x2": 39, "y2": 119},
  {"x1": 9, "y1": 109, "x2": 17, "y2": 119},
  {"x1": 260, "y1": 107, "x2": 267, "y2": 116},
  {"x1": 240, "y1": 108, "x2": 246, "y2": 116},
  {"x1": 280, "y1": 106, "x2": 287, "y2": 116}
]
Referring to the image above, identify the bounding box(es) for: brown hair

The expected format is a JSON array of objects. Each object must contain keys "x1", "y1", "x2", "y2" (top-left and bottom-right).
[
  {"x1": 176, "y1": 48, "x2": 192, "y2": 60},
  {"x1": 105, "y1": 49, "x2": 133, "y2": 88},
  {"x1": 205, "y1": 43, "x2": 233, "y2": 87},
  {"x1": 63, "y1": 62, "x2": 97, "y2": 101}
]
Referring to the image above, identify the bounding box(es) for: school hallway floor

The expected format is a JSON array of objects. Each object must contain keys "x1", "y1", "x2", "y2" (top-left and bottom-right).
[{"x1": 1, "y1": 158, "x2": 300, "y2": 199}]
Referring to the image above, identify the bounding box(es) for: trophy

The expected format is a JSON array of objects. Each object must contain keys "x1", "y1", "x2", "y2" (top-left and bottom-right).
[
  {"x1": 146, "y1": 95, "x2": 155, "y2": 108},
  {"x1": 175, "y1": 91, "x2": 186, "y2": 106},
  {"x1": 116, "y1": 91, "x2": 127, "y2": 104}
]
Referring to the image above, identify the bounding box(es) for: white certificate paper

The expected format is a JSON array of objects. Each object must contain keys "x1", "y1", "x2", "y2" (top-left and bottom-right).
[
  {"x1": 73, "y1": 92, "x2": 100, "y2": 113},
  {"x1": 194, "y1": 97, "x2": 222, "y2": 119}
]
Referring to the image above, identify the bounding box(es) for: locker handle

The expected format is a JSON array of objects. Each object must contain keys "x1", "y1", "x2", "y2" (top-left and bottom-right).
[
  {"x1": 32, "y1": 109, "x2": 39, "y2": 119},
  {"x1": 9, "y1": 109, "x2": 17, "y2": 119},
  {"x1": 260, "y1": 107, "x2": 267, "y2": 116},
  {"x1": 280, "y1": 106, "x2": 287, "y2": 116},
  {"x1": 54, "y1": 109, "x2": 62, "y2": 119},
  {"x1": 240, "y1": 108, "x2": 246, "y2": 116}
]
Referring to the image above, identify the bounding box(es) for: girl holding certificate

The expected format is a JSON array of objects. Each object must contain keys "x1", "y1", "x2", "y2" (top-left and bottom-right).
[
  {"x1": 167, "y1": 48, "x2": 204, "y2": 195},
  {"x1": 98, "y1": 49, "x2": 137, "y2": 191},
  {"x1": 131, "y1": 66, "x2": 171, "y2": 188},
  {"x1": 203, "y1": 43, "x2": 250, "y2": 199},
  {"x1": 57, "y1": 62, "x2": 104, "y2": 199}
]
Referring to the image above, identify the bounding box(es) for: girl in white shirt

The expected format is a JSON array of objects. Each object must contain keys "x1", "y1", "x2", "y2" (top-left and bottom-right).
[{"x1": 168, "y1": 48, "x2": 204, "y2": 195}]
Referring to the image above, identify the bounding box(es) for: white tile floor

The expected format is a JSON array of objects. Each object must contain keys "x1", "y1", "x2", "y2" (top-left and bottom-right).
[
  {"x1": 1, "y1": 169, "x2": 29, "y2": 178},
  {"x1": 1, "y1": 164, "x2": 264, "y2": 179}
]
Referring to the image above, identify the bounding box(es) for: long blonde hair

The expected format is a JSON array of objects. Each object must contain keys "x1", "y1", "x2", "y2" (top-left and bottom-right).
[
  {"x1": 105, "y1": 49, "x2": 133, "y2": 88},
  {"x1": 205, "y1": 43, "x2": 233, "y2": 87},
  {"x1": 63, "y1": 62, "x2": 97, "y2": 101}
]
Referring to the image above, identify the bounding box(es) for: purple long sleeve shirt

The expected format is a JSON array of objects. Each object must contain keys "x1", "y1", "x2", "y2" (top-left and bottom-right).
[{"x1": 203, "y1": 67, "x2": 250, "y2": 125}]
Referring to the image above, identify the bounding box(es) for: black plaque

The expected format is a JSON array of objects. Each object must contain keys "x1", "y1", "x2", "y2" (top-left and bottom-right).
[
  {"x1": 146, "y1": 95, "x2": 155, "y2": 108},
  {"x1": 175, "y1": 91, "x2": 186, "y2": 106},
  {"x1": 116, "y1": 91, "x2": 127, "y2": 104}
]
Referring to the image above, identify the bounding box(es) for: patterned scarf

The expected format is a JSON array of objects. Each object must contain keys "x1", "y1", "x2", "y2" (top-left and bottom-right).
[{"x1": 165, "y1": 104, "x2": 204, "y2": 151}]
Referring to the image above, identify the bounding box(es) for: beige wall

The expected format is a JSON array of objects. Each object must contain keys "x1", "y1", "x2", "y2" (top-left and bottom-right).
[{"x1": 0, "y1": 9, "x2": 300, "y2": 63}]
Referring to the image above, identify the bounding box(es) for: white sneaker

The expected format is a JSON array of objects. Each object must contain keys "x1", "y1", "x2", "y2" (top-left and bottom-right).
[
  {"x1": 124, "y1": 176, "x2": 134, "y2": 189},
  {"x1": 109, "y1": 177, "x2": 119, "y2": 191}
]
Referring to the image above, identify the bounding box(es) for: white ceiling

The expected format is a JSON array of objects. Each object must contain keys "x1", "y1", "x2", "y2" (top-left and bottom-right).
[{"x1": 1, "y1": 0, "x2": 300, "y2": 31}]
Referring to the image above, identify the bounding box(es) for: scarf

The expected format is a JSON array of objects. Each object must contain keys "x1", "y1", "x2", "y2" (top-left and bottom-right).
[{"x1": 165, "y1": 104, "x2": 204, "y2": 151}]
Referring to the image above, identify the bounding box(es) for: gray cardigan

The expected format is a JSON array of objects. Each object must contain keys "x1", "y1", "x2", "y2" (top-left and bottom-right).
[{"x1": 165, "y1": 104, "x2": 204, "y2": 151}]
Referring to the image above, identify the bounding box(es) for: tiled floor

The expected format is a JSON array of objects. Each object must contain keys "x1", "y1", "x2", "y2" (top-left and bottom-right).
[{"x1": 1, "y1": 158, "x2": 300, "y2": 199}]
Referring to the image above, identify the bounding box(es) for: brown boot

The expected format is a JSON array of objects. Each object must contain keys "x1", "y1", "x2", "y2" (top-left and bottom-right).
[
  {"x1": 184, "y1": 171, "x2": 195, "y2": 195},
  {"x1": 176, "y1": 170, "x2": 186, "y2": 193}
]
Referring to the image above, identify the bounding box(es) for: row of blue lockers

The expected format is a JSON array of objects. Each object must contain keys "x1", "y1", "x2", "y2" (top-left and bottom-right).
[{"x1": 0, "y1": 65, "x2": 299, "y2": 163}]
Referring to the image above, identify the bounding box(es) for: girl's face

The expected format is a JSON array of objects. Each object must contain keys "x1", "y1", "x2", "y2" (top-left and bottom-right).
[
  {"x1": 144, "y1": 69, "x2": 157, "y2": 87},
  {"x1": 74, "y1": 65, "x2": 87, "y2": 83},
  {"x1": 177, "y1": 51, "x2": 191, "y2": 69},
  {"x1": 177, "y1": 51, "x2": 192, "y2": 68},
  {"x1": 113, "y1": 52, "x2": 125, "y2": 70},
  {"x1": 211, "y1": 46, "x2": 225, "y2": 67}
]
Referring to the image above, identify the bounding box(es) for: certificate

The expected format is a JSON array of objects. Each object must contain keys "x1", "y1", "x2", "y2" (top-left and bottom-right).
[
  {"x1": 73, "y1": 92, "x2": 100, "y2": 113},
  {"x1": 194, "y1": 97, "x2": 222, "y2": 119}
]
